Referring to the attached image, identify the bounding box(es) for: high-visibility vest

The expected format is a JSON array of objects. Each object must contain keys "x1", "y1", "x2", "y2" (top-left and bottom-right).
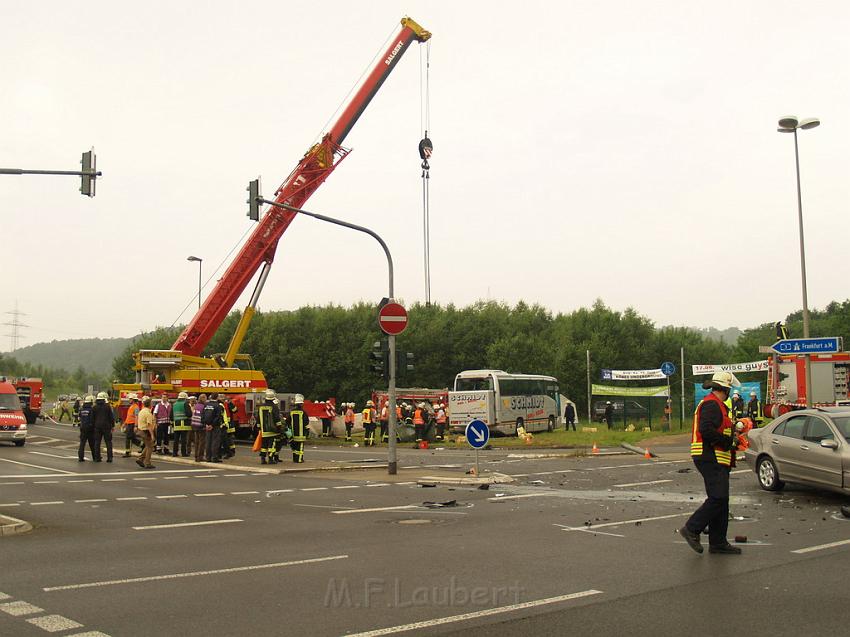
[
  {"x1": 691, "y1": 392, "x2": 733, "y2": 467},
  {"x1": 173, "y1": 399, "x2": 192, "y2": 431},
  {"x1": 436, "y1": 409, "x2": 446, "y2": 424},
  {"x1": 291, "y1": 410, "x2": 308, "y2": 442},
  {"x1": 124, "y1": 403, "x2": 139, "y2": 425},
  {"x1": 396, "y1": 406, "x2": 402, "y2": 419},
  {"x1": 362, "y1": 408, "x2": 373, "y2": 424},
  {"x1": 344, "y1": 408, "x2": 354, "y2": 424},
  {"x1": 380, "y1": 407, "x2": 388, "y2": 422},
  {"x1": 413, "y1": 409, "x2": 425, "y2": 425}
]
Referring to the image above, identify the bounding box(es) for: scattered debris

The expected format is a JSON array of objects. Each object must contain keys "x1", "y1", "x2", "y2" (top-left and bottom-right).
[
  {"x1": 734, "y1": 535, "x2": 748, "y2": 543},
  {"x1": 677, "y1": 468, "x2": 692, "y2": 473},
  {"x1": 418, "y1": 483, "x2": 437, "y2": 488},
  {"x1": 478, "y1": 484, "x2": 490, "y2": 490},
  {"x1": 530, "y1": 480, "x2": 545, "y2": 485},
  {"x1": 422, "y1": 500, "x2": 458, "y2": 508}
]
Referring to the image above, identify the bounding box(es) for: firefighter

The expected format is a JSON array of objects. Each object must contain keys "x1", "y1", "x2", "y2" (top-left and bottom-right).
[
  {"x1": 435, "y1": 402, "x2": 447, "y2": 441},
  {"x1": 58, "y1": 397, "x2": 72, "y2": 423},
  {"x1": 731, "y1": 391, "x2": 745, "y2": 419},
  {"x1": 379, "y1": 400, "x2": 389, "y2": 443},
  {"x1": 746, "y1": 391, "x2": 762, "y2": 427},
  {"x1": 72, "y1": 396, "x2": 82, "y2": 427},
  {"x1": 362, "y1": 400, "x2": 376, "y2": 446},
  {"x1": 92, "y1": 391, "x2": 116, "y2": 463},
  {"x1": 202, "y1": 393, "x2": 224, "y2": 463},
  {"x1": 257, "y1": 390, "x2": 281, "y2": 464},
  {"x1": 77, "y1": 395, "x2": 96, "y2": 461},
  {"x1": 221, "y1": 397, "x2": 237, "y2": 458},
  {"x1": 171, "y1": 391, "x2": 192, "y2": 457},
  {"x1": 344, "y1": 402, "x2": 355, "y2": 441},
  {"x1": 679, "y1": 371, "x2": 742, "y2": 555},
  {"x1": 413, "y1": 402, "x2": 426, "y2": 446},
  {"x1": 288, "y1": 394, "x2": 308, "y2": 463},
  {"x1": 122, "y1": 394, "x2": 142, "y2": 457}
]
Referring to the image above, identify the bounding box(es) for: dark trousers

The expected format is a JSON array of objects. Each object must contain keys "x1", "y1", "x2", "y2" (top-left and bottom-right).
[
  {"x1": 321, "y1": 418, "x2": 332, "y2": 436},
  {"x1": 205, "y1": 426, "x2": 222, "y2": 461},
  {"x1": 220, "y1": 429, "x2": 234, "y2": 457},
  {"x1": 124, "y1": 424, "x2": 142, "y2": 452},
  {"x1": 172, "y1": 430, "x2": 190, "y2": 456},
  {"x1": 345, "y1": 423, "x2": 353, "y2": 441},
  {"x1": 685, "y1": 458, "x2": 730, "y2": 546},
  {"x1": 380, "y1": 421, "x2": 388, "y2": 443},
  {"x1": 156, "y1": 422, "x2": 170, "y2": 452},
  {"x1": 414, "y1": 424, "x2": 425, "y2": 442},
  {"x1": 78, "y1": 425, "x2": 96, "y2": 460},
  {"x1": 191, "y1": 430, "x2": 206, "y2": 461},
  {"x1": 565, "y1": 418, "x2": 576, "y2": 431},
  {"x1": 291, "y1": 439, "x2": 305, "y2": 463},
  {"x1": 436, "y1": 423, "x2": 445, "y2": 440},
  {"x1": 363, "y1": 424, "x2": 376, "y2": 446},
  {"x1": 94, "y1": 426, "x2": 113, "y2": 461}
]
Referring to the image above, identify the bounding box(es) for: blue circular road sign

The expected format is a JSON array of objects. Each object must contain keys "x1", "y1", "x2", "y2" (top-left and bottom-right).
[
  {"x1": 465, "y1": 419, "x2": 490, "y2": 449},
  {"x1": 660, "y1": 362, "x2": 676, "y2": 377}
]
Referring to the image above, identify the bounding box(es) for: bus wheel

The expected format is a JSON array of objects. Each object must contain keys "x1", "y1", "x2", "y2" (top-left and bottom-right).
[
  {"x1": 515, "y1": 418, "x2": 524, "y2": 436},
  {"x1": 547, "y1": 416, "x2": 555, "y2": 432}
]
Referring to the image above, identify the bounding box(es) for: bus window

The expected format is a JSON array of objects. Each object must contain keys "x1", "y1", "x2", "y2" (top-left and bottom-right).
[{"x1": 455, "y1": 376, "x2": 494, "y2": 392}]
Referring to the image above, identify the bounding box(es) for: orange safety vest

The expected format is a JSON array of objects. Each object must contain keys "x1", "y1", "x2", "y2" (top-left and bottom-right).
[
  {"x1": 396, "y1": 406, "x2": 402, "y2": 419},
  {"x1": 690, "y1": 392, "x2": 733, "y2": 467},
  {"x1": 124, "y1": 403, "x2": 139, "y2": 425},
  {"x1": 380, "y1": 407, "x2": 388, "y2": 422},
  {"x1": 436, "y1": 409, "x2": 446, "y2": 424},
  {"x1": 413, "y1": 408, "x2": 425, "y2": 425},
  {"x1": 344, "y1": 408, "x2": 354, "y2": 424}
]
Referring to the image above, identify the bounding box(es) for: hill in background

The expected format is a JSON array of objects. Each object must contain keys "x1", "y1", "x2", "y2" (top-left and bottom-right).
[{"x1": 4, "y1": 337, "x2": 132, "y2": 375}]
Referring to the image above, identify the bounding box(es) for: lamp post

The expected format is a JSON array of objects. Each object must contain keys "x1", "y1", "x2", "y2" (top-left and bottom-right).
[
  {"x1": 777, "y1": 115, "x2": 820, "y2": 406},
  {"x1": 187, "y1": 256, "x2": 203, "y2": 310}
]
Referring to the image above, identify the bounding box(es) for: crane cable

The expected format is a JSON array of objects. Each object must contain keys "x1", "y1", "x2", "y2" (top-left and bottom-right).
[{"x1": 419, "y1": 41, "x2": 433, "y2": 306}]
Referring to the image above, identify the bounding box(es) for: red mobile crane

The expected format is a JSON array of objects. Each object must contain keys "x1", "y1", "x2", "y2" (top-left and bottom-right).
[{"x1": 114, "y1": 17, "x2": 431, "y2": 414}]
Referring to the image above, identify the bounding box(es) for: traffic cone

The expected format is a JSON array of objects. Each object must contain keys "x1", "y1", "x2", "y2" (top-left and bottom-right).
[
  {"x1": 592, "y1": 442, "x2": 599, "y2": 455},
  {"x1": 644, "y1": 447, "x2": 652, "y2": 459}
]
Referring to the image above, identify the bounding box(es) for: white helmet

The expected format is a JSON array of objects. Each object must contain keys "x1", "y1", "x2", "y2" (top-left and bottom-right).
[
  {"x1": 264, "y1": 389, "x2": 276, "y2": 400},
  {"x1": 84, "y1": 395, "x2": 95, "y2": 403},
  {"x1": 178, "y1": 391, "x2": 189, "y2": 399},
  {"x1": 96, "y1": 391, "x2": 109, "y2": 401},
  {"x1": 366, "y1": 400, "x2": 374, "y2": 407},
  {"x1": 293, "y1": 394, "x2": 304, "y2": 404},
  {"x1": 733, "y1": 391, "x2": 740, "y2": 397},
  {"x1": 702, "y1": 371, "x2": 741, "y2": 390},
  {"x1": 750, "y1": 391, "x2": 757, "y2": 397}
]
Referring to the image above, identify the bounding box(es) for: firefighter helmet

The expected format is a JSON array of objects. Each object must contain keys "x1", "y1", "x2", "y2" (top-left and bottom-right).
[
  {"x1": 84, "y1": 395, "x2": 94, "y2": 403},
  {"x1": 265, "y1": 389, "x2": 276, "y2": 400},
  {"x1": 96, "y1": 391, "x2": 108, "y2": 401},
  {"x1": 178, "y1": 391, "x2": 189, "y2": 399},
  {"x1": 702, "y1": 371, "x2": 741, "y2": 390},
  {"x1": 293, "y1": 394, "x2": 304, "y2": 404}
]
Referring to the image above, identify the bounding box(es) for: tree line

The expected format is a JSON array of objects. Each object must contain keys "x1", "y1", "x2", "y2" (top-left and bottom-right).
[{"x1": 0, "y1": 353, "x2": 110, "y2": 399}]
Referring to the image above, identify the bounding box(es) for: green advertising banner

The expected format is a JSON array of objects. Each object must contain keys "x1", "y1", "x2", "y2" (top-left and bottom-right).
[{"x1": 592, "y1": 384, "x2": 670, "y2": 397}]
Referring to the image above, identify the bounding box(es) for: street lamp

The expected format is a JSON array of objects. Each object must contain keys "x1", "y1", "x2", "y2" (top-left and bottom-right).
[
  {"x1": 777, "y1": 115, "x2": 820, "y2": 406},
  {"x1": 187, "y1": 256, "x2": 203, "y2": 310}
]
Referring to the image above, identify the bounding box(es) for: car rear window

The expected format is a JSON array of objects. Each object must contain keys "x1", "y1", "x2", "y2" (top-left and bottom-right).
[{"x1": 831, "y1": 417, "x2": 850, "y2": 442}]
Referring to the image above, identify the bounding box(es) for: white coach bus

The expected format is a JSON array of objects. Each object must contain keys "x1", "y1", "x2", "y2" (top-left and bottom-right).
[{"x1": 448, "y1": 369, "x2": 560, "y2": 435}]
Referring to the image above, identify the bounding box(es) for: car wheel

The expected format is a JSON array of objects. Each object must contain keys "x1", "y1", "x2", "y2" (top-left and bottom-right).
[
  {"x1": 14, "y1": 440, "x2": 25, "y2": 447},
  {"x1": 547, "y1": 416, "x2": 555, "y2": 432},
  {"x1": 757, "y1": 456, "x2": 784, "y2": 491}
]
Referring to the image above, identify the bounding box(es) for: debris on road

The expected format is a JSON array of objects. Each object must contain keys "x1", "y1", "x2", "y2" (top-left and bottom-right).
[
  {"x1": 422, "y1": 500, "x2": 457, "y2": 508},
  {"x1": 478, "y1": 484, "x2": 490, "y2": 490}
]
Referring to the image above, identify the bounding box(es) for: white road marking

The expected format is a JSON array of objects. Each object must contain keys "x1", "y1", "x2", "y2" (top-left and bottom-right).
[
  {"x1": 43, "y1": 554, "x2": 349, "y2": 591},
  {"x1": 731, "y1": 469, "x2": 750, "y2": 474},
  {"x1": 231, "y1": 491, "x2": 259, "y2": 495},
  {"x1": 791, "y1": 538, "x2": 850, "y2": 554},
  {"x1": 67, "y1": 480, "x2": 94, "y2": 483},
  {"x1": 75, "y1": 499, "x2": 108, "y2": 504},
  {"x1": 0, "y1": 503, "x2": 21, "y2": 507},
  {"x1": 33, "y1": 481, "x2": 61, "y2": 485},
  {"x1": 31, "y1": 501, "x2": 64, "y2": 506},
  {"x1": 26, "y1": 614, "x2": 83, "y2": 632},
  {"x1": 556, "y1": 512, "x2": 689, "y2": 531},
  {"x1": 584, "y1": 460, "x2": 686, "y2": 471},
  {"x1": 133, "y1": 478, "x2": 157, "y2": 481},
  {"x1": 345, "y1": 589, "x2": 603, "y2": 636},
  {"x1": 101, "y1": 479, "x2": 126, "y2": 482},
  {"x1": 63, "y1": 632, "x2": 110, "y2": 637},
  {"x1": 0, "y1": 592, "x2": 8, "y2": 600},
  {"x1": 0, "y1": 601, "x2": 44, "y2": 616},
  {"x1": 365, "y1": 483, "x2": 390, "y2": 487},
  {"x1": 116, "y1": 497, "x2": 147, "y2": 501},
  {"x1": 0, "y1": 482, "x2": 23, "y2": 485},
  {"x1": 266, "y1": 489, "x2": 294, "y2": 494},
  {"x1": 333, "y1": 505, "x2": 420, "y2": 515},
  {"x1": 0, "y1": 469, "x2": 216, "y2": 479},
  {"x1": 133, "y1": 519, "x2": 243, "y2": 531},
  {"x1": 573, "y1": 528, "x2": 625, "y2": 538},
  {"x1": 488, "y1": 493, "x2": 559, "y2": 501},
  {"x1": 395, "y1": 481, "x2": 416, "y2": 485},
  {"x1": 28, "y1": 451, "x2": 77, "y2": 460},
  {"x1": 0, "y1": 458, "x2": 74, "y2": 474},
  {"x1": 164, "y1": 476, "x2": 188, "y2": 480},
  {"x1": 332, "y1": 485, "x2": 360, "y2": 489},
  {"x1": 156, "y1": 495, "x2": 188, "y2": 500},
  {"x1": 612, "y1": 479, "x2": 673, "y2": 488},
  {"x1": 193, "y1": 493, "x2": 225, "y2": 497},
  {"x1": 223, "y1": 474, "x2": 246, "y2": 477},
  {"x1": 299, "y1": 487, "x2": 328, "y2": 492}
]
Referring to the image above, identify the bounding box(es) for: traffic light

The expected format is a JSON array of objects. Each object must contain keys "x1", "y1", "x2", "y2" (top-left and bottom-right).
[
  {"x1": 80, "y1": 149, "x2": 96, "y2": 197},
  {"x1": 396, "y1": 351, "x2": 414, "y2": 377},
  {"x1": 247, "y1": 178, "x2": 261, "y2": 221},
  {"x1": 369, "y1": 339, "x2": 389, "y2": 380}
]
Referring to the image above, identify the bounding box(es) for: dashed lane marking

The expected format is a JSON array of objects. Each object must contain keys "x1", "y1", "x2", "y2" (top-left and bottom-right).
[
  {"x1": 791, "y1": 538, "x2": 850, "y2": 554},
  {"x1": 30, "y1": 501, "x2": 64, "y2": 506},
  {"x1": 101, "y1": 479, "x2": 126, "y2": 482},
  {"x1": 345, "y1": 589, "x2": 604, "y2": 636},
  {"x1": 299, "y1": 487, "x2": 328, "y2": 491},
  {"x1": 193, "y1": 493, "x2": 225, "y2": 497},
  {"x1": 612, "y1": 479, "x2": 674, "y2": 488},
  {"x1": 0, "y1": 458, "x2": 74, "y2": 474},
  {"x1": 43, "y1": 554, "x2": 349, "y2": 591},
  {"x1": 555, "y1": 512, "x2": 690, "y2": 532},
  {"x1": 156, "y1": 495, "x2": 187, "y2": 499},
  {"x1": 332, "y1": 505, "x2": 419, "y2": 515},
  {"x1": 231, "y1": 491, "x2": 259, "y2": 495},
  {"x1": 116, "y1": 497, "x2": 147, "y2": 501},
  {"x1": 27, "y1": 614, "x2": 83, "y2": 632},
  {"x1": 28, "y1": 451, "x2": 77, "y2": 460},
  {"x1": 75, "y1": 499, "x2": 108, "y2": 504}
]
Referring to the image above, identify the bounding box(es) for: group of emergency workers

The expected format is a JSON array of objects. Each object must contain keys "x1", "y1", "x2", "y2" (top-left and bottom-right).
[
  {"x1": 355, "y1": 399, "x2": 446, "y2": 447},
  {"x1": 256, "y1": 390, "x2": 309, "y2": 464}
]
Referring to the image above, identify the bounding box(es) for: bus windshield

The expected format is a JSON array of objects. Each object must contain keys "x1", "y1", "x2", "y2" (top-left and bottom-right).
[{"x1": 455, "y1": 377, "x2": 494, "y2": 392}]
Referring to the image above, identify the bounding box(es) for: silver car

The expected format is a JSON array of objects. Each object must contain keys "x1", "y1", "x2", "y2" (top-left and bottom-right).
[{"x1": 745, "y1": 408, "x2": 850, "y2": 494}]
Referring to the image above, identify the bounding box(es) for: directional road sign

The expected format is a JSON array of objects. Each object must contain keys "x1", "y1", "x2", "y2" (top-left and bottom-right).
[
  {"x1": 378, "y1": 302, "x2": 408, "y2": 336},
  {"x1": 771, "y1": 337, "x2": 842, "y2": 355},
  {"x1": 660, "y1": 362, "x2": 676, "y2": 376},
  {"x1": 465, "y1": 419, "x2": 490, "y2": 449}
]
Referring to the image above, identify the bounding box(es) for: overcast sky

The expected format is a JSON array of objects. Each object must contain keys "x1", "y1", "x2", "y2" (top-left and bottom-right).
[{"x1": 2, "y1": 1, "x2": 848, "y2": 351}]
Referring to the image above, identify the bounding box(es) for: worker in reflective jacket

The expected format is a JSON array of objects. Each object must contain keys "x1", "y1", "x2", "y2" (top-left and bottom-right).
[
  {"x1": 122, "y1": 394, "x2": 142, "y2": 458},
  {"x1": 257, "y1": 390, "x2": 281, "y2": 465},
  {"x1": 362, "y1": 400, "x2": 376, "y2": 447},
  {"x1": 413, "y1": 403, "x2": 426, "y2": 445},
  {"x1": 224, "y1": 398, "x2": 238, "y2": 457},
  {"x1": 343, "y1": 403, "x2": 355, "y2": 442},
  {"x1": 435, "y1": 403, "x2": 447, "y2": 441},
  {"x1": 288, "y1": 394, "x2": 308, "y2": 463},
  {"x1": 171, "y1": 392, "x2": 192, "y2": 458},
  {"x1": 680, "y1": 371, "x2": 742, "y2": 555},
  {"x1": 746, "y1": 391, "x2": 762, "y2": 427},
  {"x1": 379, "y1": 401, "x2": 390, "y2": 443}
]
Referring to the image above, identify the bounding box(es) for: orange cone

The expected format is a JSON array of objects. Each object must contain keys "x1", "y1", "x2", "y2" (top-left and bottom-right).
[
  {"x1": 592, "y1": 442, "x2": 599, "y2": 454},
  {"x1": 644, "y1": 447, "x2": 652, "y2": 459}
]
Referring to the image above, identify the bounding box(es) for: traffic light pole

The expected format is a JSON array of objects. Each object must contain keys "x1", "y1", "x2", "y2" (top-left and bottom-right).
[
  {"x1": 0, "y1": 150, "x2": 102, "y2": 196},
  {"x1": 255, "y1": 195, "x2": 400, "y2": 475}
]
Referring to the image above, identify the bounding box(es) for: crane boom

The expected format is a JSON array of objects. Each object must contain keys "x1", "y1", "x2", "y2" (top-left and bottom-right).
[{"x1": 172, "y1": 17, "x2": 431, "y2": 356}]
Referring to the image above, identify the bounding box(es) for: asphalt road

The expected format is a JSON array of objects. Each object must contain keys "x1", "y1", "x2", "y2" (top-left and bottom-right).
[{"x1": 1, "y1": 421, "x2": 848, "y2": 636}]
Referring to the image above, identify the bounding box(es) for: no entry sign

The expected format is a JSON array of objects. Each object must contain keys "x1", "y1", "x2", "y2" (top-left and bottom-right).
[{"x1": 378, "y1": 302, "x2": 408, "y2": 335}]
